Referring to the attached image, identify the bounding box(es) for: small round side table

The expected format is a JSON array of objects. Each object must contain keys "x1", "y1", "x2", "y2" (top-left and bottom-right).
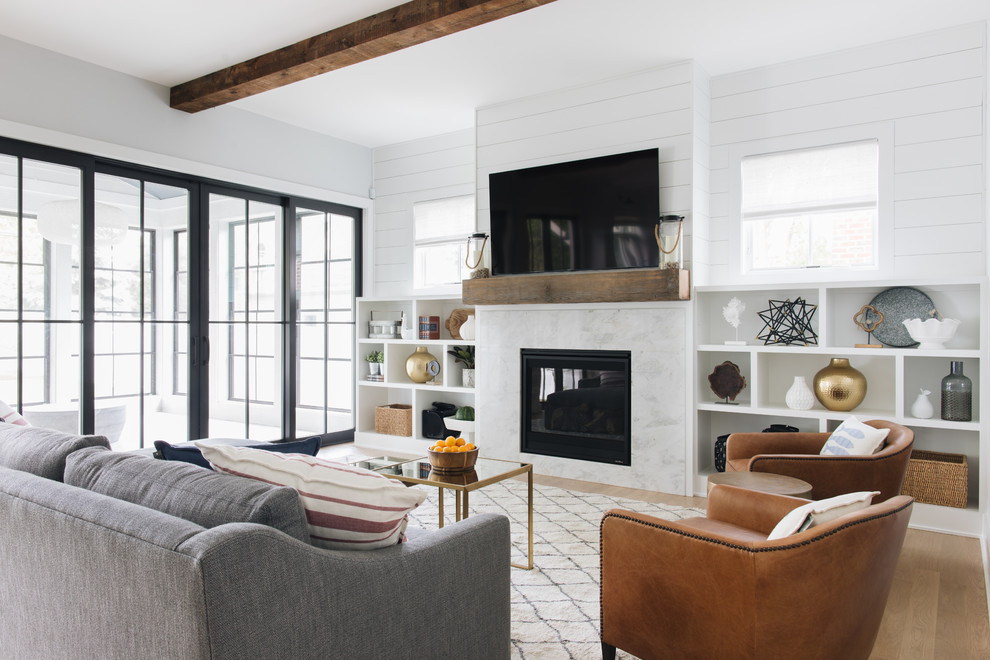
[{"x1": 707, "y1": 471, "x2": 813, "y2": 499}]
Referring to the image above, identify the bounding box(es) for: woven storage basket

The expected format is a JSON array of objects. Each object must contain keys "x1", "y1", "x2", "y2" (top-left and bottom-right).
[
  {"x1": 375, "y1": 404, "x2": 412, "y2": 436},
  {"x1": 900, "y1": 449, "x2": 968, "y2": 508}
]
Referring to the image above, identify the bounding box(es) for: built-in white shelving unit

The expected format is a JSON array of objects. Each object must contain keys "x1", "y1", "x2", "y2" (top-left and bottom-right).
[
  {"x1": 694, "y1": 278, "x2": 987, "y2": 536},
  {"x1": 355, "y1": 296, "x2": 474, "y2": 454}
]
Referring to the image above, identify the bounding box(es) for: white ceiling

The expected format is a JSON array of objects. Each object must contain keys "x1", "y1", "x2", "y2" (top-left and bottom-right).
[{"x1": 2, "y1": 0, "x2": 988, "y2": 148}]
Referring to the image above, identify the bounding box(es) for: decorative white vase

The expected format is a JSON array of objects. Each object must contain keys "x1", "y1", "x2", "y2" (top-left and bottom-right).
[
  {"x1": 911, "y1": 389, "x2": 934, "y2": 419},
  {"x1": 462, "y1": 368, "x2": 475, "y2": 388},
  {"x1": 459, "y1": 315, "x2": 476, "y2": 341},
  {"x1": 785, "y1": 376, "x2": 815, "y2": 410}
]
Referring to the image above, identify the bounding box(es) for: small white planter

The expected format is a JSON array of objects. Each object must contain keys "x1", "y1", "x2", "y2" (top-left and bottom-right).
[
  {"x1": 368, "y1": 362, "x2": 381, "y2": 376},
  {"x1": 462, "y1": 368, "x2": 475, "y2": 388},
  {"x1": 785, "y1": 376, "x2": 814, "y2": 410}
]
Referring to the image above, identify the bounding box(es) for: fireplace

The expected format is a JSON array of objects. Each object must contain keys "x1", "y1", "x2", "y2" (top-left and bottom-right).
[{"x1": 520, "y1": 348, "x2": 631, "y2": 465}]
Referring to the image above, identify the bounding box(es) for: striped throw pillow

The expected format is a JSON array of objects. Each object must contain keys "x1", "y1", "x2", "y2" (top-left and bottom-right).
[{"x1": 196, "y1": 443, "x2": 427, "y2": 551}]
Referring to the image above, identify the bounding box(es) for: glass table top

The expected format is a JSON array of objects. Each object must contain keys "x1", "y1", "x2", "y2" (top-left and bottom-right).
[{"x1": 352, "y1": 455, "x2": 530, "y2": 490}]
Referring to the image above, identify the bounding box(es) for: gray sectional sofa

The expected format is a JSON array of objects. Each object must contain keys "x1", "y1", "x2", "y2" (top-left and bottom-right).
[{"x1": 0, "y1": 424, "x2": 511, "y2": 659}]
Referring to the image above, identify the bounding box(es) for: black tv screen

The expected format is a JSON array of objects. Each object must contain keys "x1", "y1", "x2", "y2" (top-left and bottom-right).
[{"x1": 488, "y1": 148, "x2": 660, "y2": 276}]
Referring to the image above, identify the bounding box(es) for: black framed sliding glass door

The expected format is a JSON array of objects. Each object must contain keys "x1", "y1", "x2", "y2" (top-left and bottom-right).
[
  {"x1": 90, "y1": 168, "x2": 192, "y2": 447},
  {"x1": 0, "y1": 136, "x2": 360, "y2": 447},
  {"x1": 294, "y1": 204, "x2": 358, "y2": 442},
  {"x1": 207, "y1": 190, "x2": 285, "y2": 441}
]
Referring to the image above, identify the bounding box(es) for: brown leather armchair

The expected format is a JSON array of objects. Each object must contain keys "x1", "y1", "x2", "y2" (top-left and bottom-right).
[
  {"x1": 725, "y1": 419, "x2": 914, "y2": 502},
  {"x1": 600, "y1": 485, "x2": 914, "y2": 660}
]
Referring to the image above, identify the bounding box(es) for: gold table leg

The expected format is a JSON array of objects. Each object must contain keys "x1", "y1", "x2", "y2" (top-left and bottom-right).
[
  {"x1": 437, "y1": 487, "x2": 444, "y2": 529},
  {"x1": 511, "y1": 467, "x2": 534, "y2": 570}
]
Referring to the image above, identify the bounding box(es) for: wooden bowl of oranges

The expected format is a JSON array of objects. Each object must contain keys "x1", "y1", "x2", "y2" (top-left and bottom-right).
[{"x1": 427, "y1": 436, "x2": 478, "y2": 473}]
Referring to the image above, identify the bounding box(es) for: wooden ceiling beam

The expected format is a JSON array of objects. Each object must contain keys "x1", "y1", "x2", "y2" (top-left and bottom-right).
[{"x1": 170, "y1": 0, "x2": 558, "y2": 113}]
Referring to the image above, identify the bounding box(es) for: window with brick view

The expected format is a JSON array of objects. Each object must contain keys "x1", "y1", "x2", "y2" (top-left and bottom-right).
[{"x1": 740, "y1": 140, "x2": 879, "y2": 272}]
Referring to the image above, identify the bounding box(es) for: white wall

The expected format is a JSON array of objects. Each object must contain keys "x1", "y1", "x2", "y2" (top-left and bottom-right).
[
  {"x1": 691, "y1": 63, "x2": 712, "y2": 285},
  {"x1": 0, "y1": 35, "x2": 373, "y2": 205},
  {"x1": 475, "y1": 62, "x2": 701, "y2": 249},
  {"x1": 708, "y1": 22, "x2": 986, "y2": 284},
  {"x1": 370, "y1": 129, "x2": 475, "y2": 298}
]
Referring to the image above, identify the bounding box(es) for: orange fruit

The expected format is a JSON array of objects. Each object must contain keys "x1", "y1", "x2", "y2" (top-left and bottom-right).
[
  {"x1": 455, "y1": 446, "x2": 467, "y2": 452},
  {"x1": 464, "y1": 443, "x2": 475, "y2": 451},
  {"x1": 443, "y1": 446, "x2": 456, "y2": 453},
  {"x1": 455, "y1": 437, "x2": 465, "y2": 446},
  {"x1": 445, "y1": 437, "x2": 457, "y2": 447}
]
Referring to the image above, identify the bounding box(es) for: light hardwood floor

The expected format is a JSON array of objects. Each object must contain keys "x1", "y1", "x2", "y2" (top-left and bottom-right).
[
  {"x1": 535, "y1": 473, "x2": 990, "y2": 660},
  {"x1": 323, "y1": 445, "x2": 989, "y2": 658}
]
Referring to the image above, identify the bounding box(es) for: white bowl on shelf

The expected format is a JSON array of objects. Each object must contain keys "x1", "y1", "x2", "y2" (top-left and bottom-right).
[{"x1": 902, "y1": 317, "x2": 960, "y2": 350}]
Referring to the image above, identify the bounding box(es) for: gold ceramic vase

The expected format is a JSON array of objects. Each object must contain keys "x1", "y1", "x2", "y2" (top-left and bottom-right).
[
  {"x1": 405, "y1": 347, "x2": 441, "y2": 383},
  {"x1": 813, "y1": 357, "x2": 866, "y2": 411}
]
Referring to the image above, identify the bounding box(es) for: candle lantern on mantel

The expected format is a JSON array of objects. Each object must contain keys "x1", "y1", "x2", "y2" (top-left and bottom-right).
[
  {"x1": 465, "y1": 232, "x2": 491, "y2": 279},
  {"x1": 655, "y1": 215, "x2": 684, "y2": 270}
]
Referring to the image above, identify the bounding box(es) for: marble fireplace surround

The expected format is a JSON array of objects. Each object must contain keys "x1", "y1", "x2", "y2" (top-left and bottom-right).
[{"x1": 475, "y1": 302, "x2": 690, "y2": 494}]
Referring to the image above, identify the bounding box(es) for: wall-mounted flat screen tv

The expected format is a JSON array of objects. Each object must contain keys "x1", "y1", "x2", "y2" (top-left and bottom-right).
[{"x1": 488, "y1": 148, "x2": 660, "y2": 276}]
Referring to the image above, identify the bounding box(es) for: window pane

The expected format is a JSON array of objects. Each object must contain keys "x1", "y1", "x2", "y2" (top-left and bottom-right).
[
  {"x1": 0, "y1": 215, "x2": 17, "y2": 262},
  {"x1": 297, "y1": 359, "x2": 325, "y2": 408},
  {"x1": 413, "y1": 196, "x2": 474, "y2": 241},
  {"x1": 328, "y1": 261, "x2": 353, "y2": 309},
  {"x1": 20, "y1": 357, "x2": 49, "y2": 405},
  {"x1": 24, "y1": 159, "x2": 81, "y2": 321},
  {"x1": 415, "y1": 242, "x2": 470, "y2": 288},
  {"x1": 329, "y1": 214, "x2": 353, "y2": 261},
  {"x1": 299, "y1": 210, "x2": 326, "y2": 264},
  {"x1": 298, "y1": 323, "x2": 325, "y2": 360},
  {"x1": 328, "y1": 324, "x2": 353, "y2": 360},
  {"x1": 0, "y1": 264, "x2": 17, "y2": 315},
  {"x1": 327, "y1": 360, "x2": 352, "y2": 411},
  {"x1": 299, "y1": 262, "x2": 326, "y2": 311}
]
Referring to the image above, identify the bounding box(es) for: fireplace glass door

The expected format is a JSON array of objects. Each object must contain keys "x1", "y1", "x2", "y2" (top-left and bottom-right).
[{"x1": 521, "y1": 349, "x2": 631, "y2": 465}]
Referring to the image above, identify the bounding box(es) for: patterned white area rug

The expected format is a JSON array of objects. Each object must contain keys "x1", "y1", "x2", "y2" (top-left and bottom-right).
[{"x1": 407, "y1": 479, "x2": 704, "y2": 660}]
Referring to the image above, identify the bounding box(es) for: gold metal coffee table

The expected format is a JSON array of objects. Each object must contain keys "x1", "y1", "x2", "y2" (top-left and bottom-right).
[{"x1": 351, "y1": 455, "x2": 534, "y2": 569}]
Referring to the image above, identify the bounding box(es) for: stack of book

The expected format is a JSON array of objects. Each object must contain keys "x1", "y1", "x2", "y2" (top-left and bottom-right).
[{"x1": 418, "y1": 315, "x2": 440, "y2": 340}]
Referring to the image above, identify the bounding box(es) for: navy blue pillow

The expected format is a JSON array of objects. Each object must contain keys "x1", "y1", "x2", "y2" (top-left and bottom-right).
[{"x1": 153, "y1": 436, "x2": 321, "y2": 469}]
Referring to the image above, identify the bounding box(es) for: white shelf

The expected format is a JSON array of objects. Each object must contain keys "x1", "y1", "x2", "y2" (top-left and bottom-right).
[
  {"x1": 356, "y1": 296, "x2": 475, "y2": 448},
  {"x1": 694, "y1": 278, "x2": 988, "y2": 537}
]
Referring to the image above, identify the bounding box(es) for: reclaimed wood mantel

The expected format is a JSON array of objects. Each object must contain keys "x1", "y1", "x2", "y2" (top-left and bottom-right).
[{"x1": 461, "y1": 268, "x2": 690, "y2": 305}]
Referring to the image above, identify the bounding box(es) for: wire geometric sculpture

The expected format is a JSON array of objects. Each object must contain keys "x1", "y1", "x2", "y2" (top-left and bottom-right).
[{"x1": 757, "y1": 298, "x2": 818, "y2": 346}]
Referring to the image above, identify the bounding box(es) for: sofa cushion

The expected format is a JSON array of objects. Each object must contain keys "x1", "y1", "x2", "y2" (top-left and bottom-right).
[
  {"x1": 820, "y1": 416, "x2": 889, "y2": 456},
  {"x1": 767, "y1": 490, "x2": 879, "y2": 540},
  {"x1": 154, "y1": 436, "x2": 321, "y2": 470},
  {"x1": 197, "y1": 443, "x2": 428, "y2": 551},
  {"x1": 64, "y1": 446, "x2": 310, "y2": 543},
  {"x1": 0, "y1": 423, "x2": 110, "y2": 481}
]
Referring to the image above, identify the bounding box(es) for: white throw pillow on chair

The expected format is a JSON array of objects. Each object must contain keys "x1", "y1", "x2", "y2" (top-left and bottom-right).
[
  {"x1": 820, "y1": 416, "x2": 889, "y2": 456},
  {"x1": 768, "y1": 490, "x2": 880, "y2": 540}
]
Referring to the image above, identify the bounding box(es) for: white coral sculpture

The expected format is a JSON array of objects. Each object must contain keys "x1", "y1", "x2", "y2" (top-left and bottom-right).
[{"x1": 722, "y1": 297, "x2": 745, "y2": 341}]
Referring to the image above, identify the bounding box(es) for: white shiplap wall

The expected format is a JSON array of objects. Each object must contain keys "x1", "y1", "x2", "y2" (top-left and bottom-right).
[
  {"x1": 708, "y1": 22, "x2": 986, "y2": 284},
  {"x1": 370, "y1": 129, "x2": 475, "y2": 297},
  {"x1": 691, "y1": 63, "x2": 712, "y2": 285},
  {"x1": 475, "y1": 62, "x2": 702, "y2": 258}
]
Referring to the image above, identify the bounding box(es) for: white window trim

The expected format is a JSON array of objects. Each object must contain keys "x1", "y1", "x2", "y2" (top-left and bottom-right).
[{"x1": 727, "y1": 122, "x2": 894, "y2": 285}]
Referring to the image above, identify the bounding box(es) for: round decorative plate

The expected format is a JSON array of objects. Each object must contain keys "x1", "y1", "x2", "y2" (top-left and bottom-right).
[{"x1": 868, "y1": 287, "x2": 936, "y2": 348}]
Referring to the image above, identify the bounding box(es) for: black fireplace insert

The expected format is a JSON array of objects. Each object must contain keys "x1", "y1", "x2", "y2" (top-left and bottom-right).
[{"x1": 520, "y1": 348, "x2": 631, "y2": 465}]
